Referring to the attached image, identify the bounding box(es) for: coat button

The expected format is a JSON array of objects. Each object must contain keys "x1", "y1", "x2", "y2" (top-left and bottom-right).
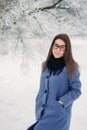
[
  {"x1": 46, "y1": 75, "x2": 49, "y2": 78},
  {"x1": 45, "y1": 90, "x2": 47, "y2": 93},
  {"x1": 42, "y1": 104, "x2": 45, "y2": 108}
]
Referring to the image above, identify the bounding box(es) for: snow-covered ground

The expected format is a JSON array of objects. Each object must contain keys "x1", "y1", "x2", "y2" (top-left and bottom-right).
[
  {"x1": 0, "y1": 37, "x2": 87, "y2": 130},
  {"x1": 0, "y1": 0, "x2": 87, "y2": 129}
]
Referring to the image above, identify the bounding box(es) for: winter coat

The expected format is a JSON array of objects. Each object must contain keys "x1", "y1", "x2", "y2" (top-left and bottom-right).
[{"x1": 34, "y1": 66, "x2": 81, "y2": 130}]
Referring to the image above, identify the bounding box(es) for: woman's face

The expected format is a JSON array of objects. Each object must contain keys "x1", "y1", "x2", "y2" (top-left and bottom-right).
[{"x1": 52, "y1": 39, "x2": 66, "y2": 58}]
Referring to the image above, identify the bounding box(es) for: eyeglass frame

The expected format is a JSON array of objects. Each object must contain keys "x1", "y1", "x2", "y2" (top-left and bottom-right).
[{"x1": 53, "y1": 43, "x2": 66, "y2": 51}]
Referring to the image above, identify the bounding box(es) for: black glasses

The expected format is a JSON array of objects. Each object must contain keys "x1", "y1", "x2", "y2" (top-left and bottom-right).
[{"x1": 53, "y1": 43, "x2": 66, "y2": 51}]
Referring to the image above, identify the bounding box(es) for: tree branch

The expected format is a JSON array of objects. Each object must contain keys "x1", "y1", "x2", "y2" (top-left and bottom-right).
[
  {"x1": 28, "y1": 0, "x2": 64, "y2": 15},
  {"x1": 57, "y1": 5, "x2": 78, "y2": 17},
  {"x1": 41, "y1": 0, "x2": 64, "y2": 11},
  {"x1": 44, "y1": 10, "x2": 59, "y2": 24},
  {"x1": 32, "y1": 15, "x2": 47, "y2": 37}
]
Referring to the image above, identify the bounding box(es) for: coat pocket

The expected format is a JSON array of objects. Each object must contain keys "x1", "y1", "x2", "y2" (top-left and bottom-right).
[{"x1": 54, "y1": 99, "x2": 67, "y2": 115}]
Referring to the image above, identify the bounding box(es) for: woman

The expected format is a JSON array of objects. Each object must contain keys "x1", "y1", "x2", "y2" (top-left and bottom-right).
[{"x1": 27, "y1": 33, "x2": 81, "y2": 130}]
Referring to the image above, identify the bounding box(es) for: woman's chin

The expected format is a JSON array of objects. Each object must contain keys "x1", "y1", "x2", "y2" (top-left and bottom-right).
[{"x1": 54, "y1": 55, "x2": 61, "y2": 59}]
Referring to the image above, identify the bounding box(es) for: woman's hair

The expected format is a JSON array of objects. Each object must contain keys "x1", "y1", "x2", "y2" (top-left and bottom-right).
[{"x1": 42, "y1": 33, "x2": 79, "y2": 77}]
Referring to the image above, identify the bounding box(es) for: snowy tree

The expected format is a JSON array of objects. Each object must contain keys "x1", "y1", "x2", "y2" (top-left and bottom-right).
[{"x1": 0, "y1": 0, "x2": 87, "y2": 59}]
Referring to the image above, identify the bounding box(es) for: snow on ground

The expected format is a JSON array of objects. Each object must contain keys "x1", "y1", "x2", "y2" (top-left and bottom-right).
[{"x1": 0, "y1": 37, "x2": 87, "y2": 130}]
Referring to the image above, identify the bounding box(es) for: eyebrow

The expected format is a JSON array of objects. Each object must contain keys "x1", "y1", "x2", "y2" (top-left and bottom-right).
[{"x1": 54, "y1": 43, "x2": 65, "y2": 46}]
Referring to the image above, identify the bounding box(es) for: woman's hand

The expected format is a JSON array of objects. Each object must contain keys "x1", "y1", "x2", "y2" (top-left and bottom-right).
[{"x1": 58, "y1": 100, "x2": 64, "y2": 107}]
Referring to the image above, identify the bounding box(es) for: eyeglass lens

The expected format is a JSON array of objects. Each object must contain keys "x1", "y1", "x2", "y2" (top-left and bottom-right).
[{"x1": 53, "y1": 43, "x2": 66, "y2": 51}]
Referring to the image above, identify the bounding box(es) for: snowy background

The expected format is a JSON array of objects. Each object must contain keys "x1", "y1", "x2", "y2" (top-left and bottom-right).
[{"x1": 0, "y1": 0, "x2": 87, "y2": 130}]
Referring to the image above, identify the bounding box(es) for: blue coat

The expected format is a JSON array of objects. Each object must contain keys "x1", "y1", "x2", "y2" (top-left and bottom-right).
[{"x1": 34, "y1": 66, "x2": 81, "y2": 130}]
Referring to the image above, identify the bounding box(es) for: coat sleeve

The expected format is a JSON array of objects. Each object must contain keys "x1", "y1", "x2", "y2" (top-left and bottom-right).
[
  {"x1": 35, "y1": 62, "x2": 45, "y2": 100},
  {"x1": 60, "y1": 69, "x2": 81, "y2": 108}
]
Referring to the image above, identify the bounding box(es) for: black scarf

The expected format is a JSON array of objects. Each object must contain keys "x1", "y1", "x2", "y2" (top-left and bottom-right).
[{"x1": 47, "y1": 54, "x2": 66, "y2": 75}]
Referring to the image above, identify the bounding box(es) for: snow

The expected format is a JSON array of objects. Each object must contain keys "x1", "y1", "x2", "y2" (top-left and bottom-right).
[
  {"x1": 0, "y1": 37, "x2": 87, "y2": 130},
  {"x1": 0, "y1": 0, "x2": 87, "y2": 129}
]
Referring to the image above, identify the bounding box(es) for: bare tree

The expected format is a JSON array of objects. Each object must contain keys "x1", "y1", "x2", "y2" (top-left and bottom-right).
[{"x1": 0, "y1": 0, "x2": 87, "y2": 66}]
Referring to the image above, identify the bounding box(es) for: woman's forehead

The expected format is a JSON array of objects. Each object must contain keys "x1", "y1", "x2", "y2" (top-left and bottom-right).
[{"x1": 54, "y1": 39, "x2": 65, "y2": 45}]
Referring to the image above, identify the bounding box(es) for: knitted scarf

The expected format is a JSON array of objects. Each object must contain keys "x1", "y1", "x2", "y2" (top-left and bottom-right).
[{"x1": 47, "y1": 54, "x2": 66, "y2": 75}]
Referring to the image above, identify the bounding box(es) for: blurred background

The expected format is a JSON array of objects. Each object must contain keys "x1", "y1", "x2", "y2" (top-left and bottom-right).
[{"x1": 0, "y1": 0, "x2": 87, "y2": 130}]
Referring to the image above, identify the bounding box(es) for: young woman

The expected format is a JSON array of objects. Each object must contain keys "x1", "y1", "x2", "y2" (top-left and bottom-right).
[{"x1": 27, "y1": 33, "x2": 81, "y2": 130}]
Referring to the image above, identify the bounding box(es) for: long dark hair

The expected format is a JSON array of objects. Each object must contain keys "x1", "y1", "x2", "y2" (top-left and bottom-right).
[{"x1": 42, "y1": 33, "x2": 79, "y2": 77}]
